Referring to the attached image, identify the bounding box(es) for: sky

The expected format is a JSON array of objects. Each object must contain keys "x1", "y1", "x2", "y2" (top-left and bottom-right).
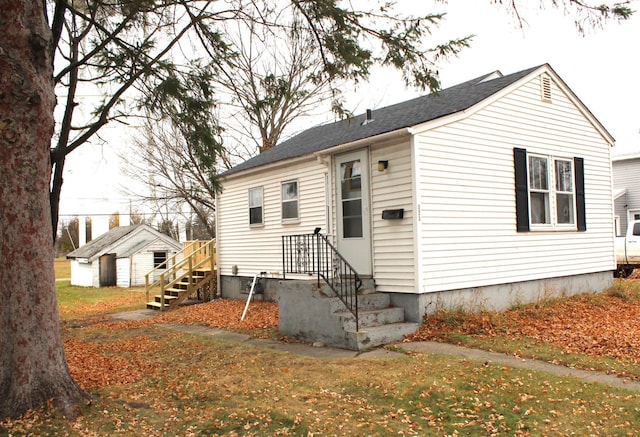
[{"x1": 58, "y1": 0, "x2": 640, "y2": 220}]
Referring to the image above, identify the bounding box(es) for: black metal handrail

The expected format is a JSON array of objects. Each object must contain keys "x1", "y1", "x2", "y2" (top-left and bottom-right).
[{"x1": 282, "y1": 232, "x2": 362, "y2": 330}]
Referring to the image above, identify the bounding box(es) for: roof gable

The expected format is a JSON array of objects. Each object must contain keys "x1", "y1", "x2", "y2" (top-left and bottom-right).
[{"x1": 223, "y1": 65, "x2": 545, "y2": 176}]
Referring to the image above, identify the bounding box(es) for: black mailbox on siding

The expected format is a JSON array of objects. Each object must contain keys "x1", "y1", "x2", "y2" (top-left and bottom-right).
[{"x1": 381, "y1": 209, "x2": 404, "y2": 220}]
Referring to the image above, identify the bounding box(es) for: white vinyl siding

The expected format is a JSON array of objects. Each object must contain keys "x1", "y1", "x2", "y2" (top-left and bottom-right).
[
  {"x1": 370, "y1": 140, "x2": 415, "y2": 293},
  {"x1": 218, "y1": 158, "x2": 327, "y2": 277},
  {"x1": 116, "y1": 240, "x2": 179, "y2": 287},
  {"x1": 612, "y1": 157, "x2": 640, "y2": 235},
  {"x1": 414, "y1": 74, "x2": 614, "y2": 293},
  {"x1": 116, "y1": 258, "x2": 131, "y2": 288},
  {"x1": 70, "y1": 260, "x2": 95, "y2": 287}
]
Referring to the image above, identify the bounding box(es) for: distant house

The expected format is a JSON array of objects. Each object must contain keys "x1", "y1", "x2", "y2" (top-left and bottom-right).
[
  {"x1": 216, "y1": 64, "x2": 616, "y2": 349},
  {"x1": 67, "y1": 224, "x2": 182, "y2": 288},
  {"x1": 612, "y1": 153, "x2": 640, "y2": 236}
]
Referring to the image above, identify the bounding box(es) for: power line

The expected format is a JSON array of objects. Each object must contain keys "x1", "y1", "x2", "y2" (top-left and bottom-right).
[{"x1": 58, "y1": 212, "x2": 164, "y2": 217}]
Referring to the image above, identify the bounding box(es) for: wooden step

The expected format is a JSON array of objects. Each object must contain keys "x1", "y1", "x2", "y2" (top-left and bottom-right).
[
  {"x1": 154, "y1": 294, "x2": 178, "y2": 303},
  {"x1": 146, "y1": 301, "x2": 170, "y2": 310},
  {"x1": 166, "y1": 288, "x2": 188, "y2": 296}
]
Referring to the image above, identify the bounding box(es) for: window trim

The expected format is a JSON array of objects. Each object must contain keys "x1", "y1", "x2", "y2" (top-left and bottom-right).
[
  {"x1": 281, "y1": 179, "x2": 300, "y2": 223},
  {"x1": 248, "y1": 186, "x2": 264, "y2": 227},
  {"x1": 628, "y1": 209, "x2": 640, "y2": 226},
  {"x1": 514, "y1": 148, "x2": 586, "y2": 232},
  {"x1": 153, "y1": 251, "x2": 168, "y2": 269},
  {"x1": 528, "y1": 154, "x2": 551, "y2": 226}
]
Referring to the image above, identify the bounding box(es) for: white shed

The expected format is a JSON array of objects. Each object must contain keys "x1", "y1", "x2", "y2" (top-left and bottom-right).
[
  {"x1": 67, "y1": 224, "x2": 182, "y2": 288},
  {"x1": 216, "y1": 64, "x2": 616, "y2": 349}
]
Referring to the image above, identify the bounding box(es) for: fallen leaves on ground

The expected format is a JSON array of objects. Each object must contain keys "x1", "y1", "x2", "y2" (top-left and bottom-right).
[
  {"x1": 405, "y1": 284, "x2": 640, "y2": 363},
  {"x1": 153, "y1": 299, "x2": 279, "y2": 331},
  {"x1": 64, "y1": 336, "x2": 160, "y2": 388},
  {"x1": 59, "y1": 293, "x2": 146, "y2": 319},
  {"x1": 63, "y1": 299, "x2": 279, "y2": 389}
]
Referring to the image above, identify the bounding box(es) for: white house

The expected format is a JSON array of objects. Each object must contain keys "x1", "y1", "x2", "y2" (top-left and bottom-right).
[
  {"x1": 67, "y1": 224, "x2": 182, "y2": 288},
  {"x1": 612, "y1": 153, "x2": 640, "y2": 236},
  {"x1": 216, "y1": 64, "x2": 616, "y2": 349}
]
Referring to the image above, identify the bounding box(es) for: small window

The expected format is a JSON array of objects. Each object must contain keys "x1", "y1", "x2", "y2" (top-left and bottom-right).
[
  {"x1": 281, "y1": 180, "x2": 299, "y2": 221},
  {"x1": 153, "y1": 251, "x2": 167, "y2": 268},
  {"x1": 249, "y1": 187, "x2": 263, "y2": 225}
]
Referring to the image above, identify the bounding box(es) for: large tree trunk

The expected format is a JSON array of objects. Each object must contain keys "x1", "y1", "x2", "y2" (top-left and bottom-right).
[{"x1": 0, "y1": 0, "x2": 86, "y2": 419}]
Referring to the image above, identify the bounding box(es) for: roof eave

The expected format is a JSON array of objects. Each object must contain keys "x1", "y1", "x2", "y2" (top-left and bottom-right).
[
  {"x1": 314, "y1": 127, "x2": 412, "y2": 157},
  {"x1": 222, "y1": 128, "x2": 412, "y2": 181}
]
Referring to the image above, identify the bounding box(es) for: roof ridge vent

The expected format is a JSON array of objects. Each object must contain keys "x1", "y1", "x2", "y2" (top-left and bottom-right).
[{"x1": 361, "y1": 108, "x2": 374, "y2": 126}]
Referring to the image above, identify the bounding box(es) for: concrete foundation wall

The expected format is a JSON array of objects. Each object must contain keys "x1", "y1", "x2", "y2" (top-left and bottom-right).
[
  {"x1": 391, "y1": 271, "x2": 613, "y2": 323},
  {"x1": 278, "y1": 281, "x2": 359, "y2": 349},
  {"x1": 219, "y1": 274, "x2": 284, "y2": 302}
]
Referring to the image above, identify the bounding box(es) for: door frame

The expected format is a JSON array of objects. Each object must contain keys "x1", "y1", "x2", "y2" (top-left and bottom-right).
[
  {"x1": 99, "y1": 253, "x2": 117, "y2": 287},
  {"x1": 334, "y1": 148, "x2": 372, "y2": 275}
]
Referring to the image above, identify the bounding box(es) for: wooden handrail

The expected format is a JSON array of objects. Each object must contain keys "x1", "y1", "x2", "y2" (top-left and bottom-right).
[{"x1": 145, "y1": 239, "x2": 216, "y2": 306}]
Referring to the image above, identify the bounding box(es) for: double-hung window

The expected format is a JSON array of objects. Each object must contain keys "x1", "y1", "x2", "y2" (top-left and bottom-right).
[
  {"x1": 554, "y1": 159, "x2": 575, "y2": 225},
  {"x1": 249, "y1": 187, "x2": 264, "y2": 226},
  {"x1": 514, "y1": 148, "x2": 585, "y2": 232},
  {"x1": 281, "y1": 180, "x2": 299, "y2": 221},
  {"x1": 528, "y1": 155, "x2": 550, "y2": 224}
]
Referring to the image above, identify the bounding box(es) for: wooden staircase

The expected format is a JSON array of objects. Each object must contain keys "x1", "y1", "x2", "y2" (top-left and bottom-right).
[{"x1": 145, "y1": 239, "x2": 216, "y2": 310}]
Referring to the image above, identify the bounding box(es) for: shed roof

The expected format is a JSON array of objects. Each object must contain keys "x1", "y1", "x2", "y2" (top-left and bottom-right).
[
  {"x1": 66, "y1": 224, "x2": 180, "y2": 261},
  {"x1": 67, "y1": 225, "x2": 139, "y2": 259},
  {"x1": 223, "y1": 64, "x2": 544, "y2": 176}
]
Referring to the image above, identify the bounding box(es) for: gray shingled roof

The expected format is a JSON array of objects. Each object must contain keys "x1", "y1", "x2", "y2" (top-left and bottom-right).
[{"x1": 223, "y1": 65, "x2": 543, "y2": 176}]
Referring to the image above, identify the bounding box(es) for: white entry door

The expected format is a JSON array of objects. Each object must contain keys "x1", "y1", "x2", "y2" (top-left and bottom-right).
[{"x1": 335, "y1": 149, "x2": 372, "y2": 275}]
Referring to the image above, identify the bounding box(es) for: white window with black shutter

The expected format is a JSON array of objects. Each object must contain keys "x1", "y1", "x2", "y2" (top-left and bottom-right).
[{"x1": 514, "y1": 147, "x2": 586, "y2": 232}]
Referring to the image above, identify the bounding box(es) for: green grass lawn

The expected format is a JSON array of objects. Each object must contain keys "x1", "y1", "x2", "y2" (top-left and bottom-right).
[
  {"x1": 54, "y1": 257, "x2": 71, "y2": 279},
  {"x1": 3, "y1": 265, "x2": 637, "y2": 434},
  {"x1": 56, "y1": 280, "x2": 147, "y2": 320},
  {"x1": 3, "y1": 321, "x2": 640, "y2": 436},
  {"x1": 54, "y1": 258, "x2": 147, "y2": 320}
]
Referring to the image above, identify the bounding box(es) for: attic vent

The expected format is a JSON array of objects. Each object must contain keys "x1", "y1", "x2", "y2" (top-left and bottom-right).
[
  {"x1": 361, "y1": 108, "x2": 374, "y2": 126},
  {"x1": 541, "y1": 76, "x2": 552, "y2": 102}
]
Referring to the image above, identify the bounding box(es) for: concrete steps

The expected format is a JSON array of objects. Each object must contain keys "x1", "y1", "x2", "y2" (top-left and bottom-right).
[
  {"x1": 345, "y1": 322, "x2": 421, "y2": 350},
  {"x1": 331, "y1": 293, "x2": 418, "y2": 350},
  {"x1": 278, "y1": 280, "x2": 419, "y2": 351}
]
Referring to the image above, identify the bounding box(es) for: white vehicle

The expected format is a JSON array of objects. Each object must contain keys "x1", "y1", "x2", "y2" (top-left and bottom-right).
[{"x1": 615, "y1": 220, "x2": 640, "y2": 277}]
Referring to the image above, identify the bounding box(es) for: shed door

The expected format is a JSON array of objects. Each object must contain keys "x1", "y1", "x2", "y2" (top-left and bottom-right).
[
  {"x1": 99, "y1": 254, "x2": 116, "y2": 287},
  {"x1": 335, "y1": 149, "x2": 372, "y2": 275}
]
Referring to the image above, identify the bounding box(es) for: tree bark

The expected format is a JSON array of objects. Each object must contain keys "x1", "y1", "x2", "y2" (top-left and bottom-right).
[{"x1": 0, "y1": 0, "x2": 86, "y2": 419}]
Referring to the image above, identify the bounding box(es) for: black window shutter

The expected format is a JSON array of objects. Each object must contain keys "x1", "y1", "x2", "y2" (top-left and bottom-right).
[
  {"x1": 574, "y1": 157, "x2": 586, "y2": 231},
  {"x1": 514, "y1": 147, "x2": 529, "y2": 232}
]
